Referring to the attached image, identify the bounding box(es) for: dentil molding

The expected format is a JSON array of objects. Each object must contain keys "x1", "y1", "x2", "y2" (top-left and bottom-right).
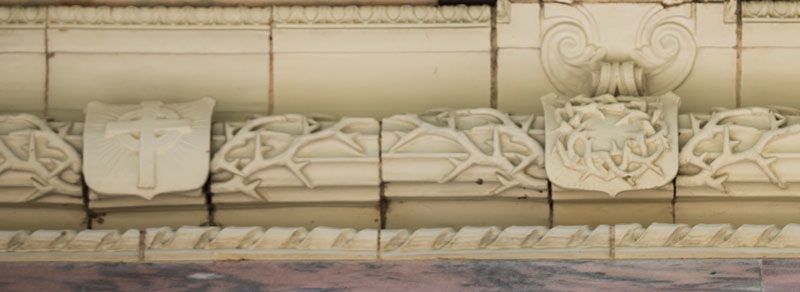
[{"x1": 541, "y1": 3, "x2": 696, "y2": 97}]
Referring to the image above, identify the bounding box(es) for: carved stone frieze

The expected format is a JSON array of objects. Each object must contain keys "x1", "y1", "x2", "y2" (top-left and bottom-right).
[
  {"x1": 83, "y1": 98, "x2": 215, "y2": 200},
  {"x1": 381, "y1": 225, "x2": 610, "y2": 259},
  {"x1": 0, "y1": 114, "x2": 82, "y2": 204},
  {"x1": 5, "y1": 224, "x2": 800, "y2": 261},
  {"x1": 543, "y1": 93, "x2": 680, "y2": 196},
  {"x1": 615, "y1": 223, "x2": 800, "y2": 259},
  {"x1": 145, "y1": 226, "x2": 378, "y2": 261},
  {"x1": 382, "y1": 108, "x2": 547, "y2": 197},
  {"x1": 1, "y1": 4, "x2": 492, "y2": 28},
  {"x1": 47, "y1": 6, "x2": 272, "y2": 27},
  {"x1": 678, "y1": 107, "x2": 800, "y2": 192},
  {"x1": 210, "y1": 114, "x2": 380, "y2": 202},
  {"x1": 0, "y1": 6, "x2": 46, "y2": 26},
  {"x1": 0, "y1": 229, "x2": 140, "y2": 262},
  {"x1": 725, "y1": 0, "x2": 800, "y2": 23},
  {"x1": 541, "y1": 3, "x2": 696, "y2": 97},
  {"x1": 273, "y1": 4, "x2": 490, "y2": 26}
]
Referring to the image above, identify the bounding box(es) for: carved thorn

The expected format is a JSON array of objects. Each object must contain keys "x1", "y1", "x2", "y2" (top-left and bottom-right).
[
  {"x1": 220, "y1": 159, "x2": 246, "y2": 176},
  {"x1": 26, "y1": 132, "x2": 38, "y2": 163},
  {"x1": 224, "y1": 123, "x2": 236, "y2": 141},
  {"x1": 521, "y1": 114, "x2": 535, "y2": 133},
  {"x1": 288, "y1": 161, "x2": 313, "y2": 188},
  {"x1": 708, "y1": 174, "x2": 730, "y2": 193},
  {"x1": 253, "y1": 133, "x2": 266, "y2": 161},
  {"x1": 721, "y1": 126, "x2": 737, "y2": 156},
  {"x1": 689, "y1": 114, "x2": 701, "y2": 134},
  {"x1": 240, "y1": 179, "x2": 264, "y2": 200},
  {"x1": 388, "y1": 127, "x2": 427, "y2": 153},
  {"x1": 335, "y1": 132, "x2": 365, "y2": 154},
  {"x1": 491, "y1": 128, "x2": 503, "y2": 158},
  {"x1": 25, "y1": 176, "x2": 54, "y2": 201},
  {"x1": 491, "y1": 175, "x2": 518, "y2": 195},
  {"x1": 440, "y1": 157, "x2": 473, "y2": 183}
]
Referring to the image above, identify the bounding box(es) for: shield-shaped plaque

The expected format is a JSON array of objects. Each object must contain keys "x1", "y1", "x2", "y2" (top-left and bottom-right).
[
  {"x1": 542, "y1": 93, "x2": 679, "y2": 197},
  {"x1": 83, "y1": 98, "x2": 215, "y2": 199}
]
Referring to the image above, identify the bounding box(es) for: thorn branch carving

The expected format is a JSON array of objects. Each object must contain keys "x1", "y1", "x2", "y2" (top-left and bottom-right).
[
  {"x1": 0, "y1": 114, "x2": 82, "y2": 201},
  {"x1": 211, "y1": 114, "x2": 375, "y2": 200},
  {"x1": 384, "y1": 108, "x2": 546, "y2": 195},
  {"x1": 678, "y1": 107, "x2": 800, "y2": 192}
]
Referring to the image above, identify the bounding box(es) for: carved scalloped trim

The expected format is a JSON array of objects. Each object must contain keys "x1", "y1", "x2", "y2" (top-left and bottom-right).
[
  {"x1": 726, "y1": 0, "x2": 800, "y2": 23},
  {"x1": 5, "y1": 224, "x2": 800, "y2": 261},
  {"x1": 0, "y1": 6, "x2": 46, "y2": 26},
  {"x1": 273, "y1": 4, "x2": 490, "y2": 27},
  {"x1": 0, "y1": 4, "x2": 490, "y2": 28},
  {"x1": 48, "y1": 6, "x2": 273, "y2": 27}
]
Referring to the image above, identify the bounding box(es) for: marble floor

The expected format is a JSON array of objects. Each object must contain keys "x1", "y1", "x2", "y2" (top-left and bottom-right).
[{"x1": 1, "y1": 259, "x2": 797, "y2": 291}]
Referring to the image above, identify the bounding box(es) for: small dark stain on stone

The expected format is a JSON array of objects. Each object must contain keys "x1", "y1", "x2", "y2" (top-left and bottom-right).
[
  {"x1": 476, "y1": 179, "x2": 484, "y2": 185},
  {"x1": 710, "y1": 271, "x2": 717, "y2": 275}
]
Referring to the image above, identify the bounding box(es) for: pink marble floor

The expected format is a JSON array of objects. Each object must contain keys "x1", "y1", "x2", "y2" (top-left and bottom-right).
[{"x1": 0, "y1": 259, "x2": 784, "y2": 291}]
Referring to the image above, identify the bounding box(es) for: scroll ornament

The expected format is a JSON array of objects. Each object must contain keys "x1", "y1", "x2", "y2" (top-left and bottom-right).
[{"x1": 541, "y1": 4, "x2": 696, "y2": 97}]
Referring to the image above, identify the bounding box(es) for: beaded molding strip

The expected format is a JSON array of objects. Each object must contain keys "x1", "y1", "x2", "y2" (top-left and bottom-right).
[{"x1": 5, "y1": 224, "x2": 800, "y2": 261}]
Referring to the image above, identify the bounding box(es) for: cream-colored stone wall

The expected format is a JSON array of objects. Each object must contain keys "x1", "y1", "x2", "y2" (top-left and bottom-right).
[
  {"x1": 0, "y1": 0, "x2": 771, "y2": 120},
  {"x1": 4, "y1": 0, "x2": 800, "y2": 231}
]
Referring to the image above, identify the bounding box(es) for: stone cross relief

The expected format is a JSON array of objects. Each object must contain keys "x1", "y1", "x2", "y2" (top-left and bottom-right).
[
  {"x1": 104, "y1": 102, "x2": 192, "y2": 189},
  {"x1": 84, "y1": 98, "x2": 215, "y2": 199}
]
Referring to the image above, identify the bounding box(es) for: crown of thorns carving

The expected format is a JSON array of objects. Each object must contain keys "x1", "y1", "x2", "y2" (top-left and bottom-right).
[{"x1": 552, "y1": 94, "x2": 669, "y2": 186}]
